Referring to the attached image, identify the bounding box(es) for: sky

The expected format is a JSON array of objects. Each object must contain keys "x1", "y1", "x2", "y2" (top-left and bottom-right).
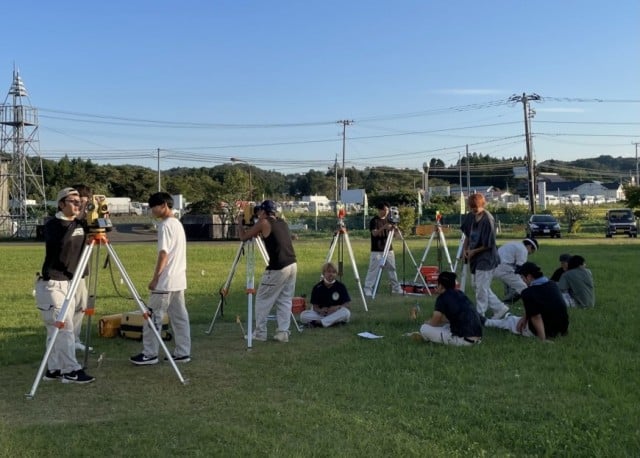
[{"x1": 3, "y1": 0, "x2": 639, "y2": 176}]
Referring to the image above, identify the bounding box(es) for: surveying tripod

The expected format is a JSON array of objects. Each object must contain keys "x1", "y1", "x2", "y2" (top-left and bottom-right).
[
  {"x1": 324, "y1": 217, "x2": 368, "y2": 311},
  {"x1": 412, "y1": 222, "x2": 455, "y2": 294},
  {"x1": 371, "y1": 225, "x2": 426, "y2": 300},
  {"x1": 452, "y1": 233, "x2": 469, "y2": 293},
  {"x1": 205, "y1": 236, "x2": 302, "y2": 346},
  {"x1": 26, "y1": 229, "x2": 187, "y2": 399}
]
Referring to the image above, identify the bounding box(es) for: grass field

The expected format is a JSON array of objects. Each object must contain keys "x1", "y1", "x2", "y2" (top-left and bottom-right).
[{"x1": 0, "y1": 234, "x2": 638, "y2": 457}]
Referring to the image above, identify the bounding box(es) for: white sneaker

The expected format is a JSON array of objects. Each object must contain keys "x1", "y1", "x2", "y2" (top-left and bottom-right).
[
  {"x1": 273, "y1": 331, "x2": 289, "y2": 343},
  {"x1": 244, "y1": 332, "x2": 267, "y2": 342},
  {"x1": 492, "y1": 307, "x2": 510, "y2": 320},
  {"x1": 75, "y1": 341, "x2": 93, "y2": 352}
]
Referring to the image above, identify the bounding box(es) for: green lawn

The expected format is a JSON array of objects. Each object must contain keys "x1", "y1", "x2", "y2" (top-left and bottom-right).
[{"x1": 0, "y1": 235, "x2": 638, "y2": 457}]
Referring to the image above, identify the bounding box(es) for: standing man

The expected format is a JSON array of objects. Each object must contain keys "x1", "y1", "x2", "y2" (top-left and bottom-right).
[
  {"x1": 363, "y1": 202, "x2": 403, "y2": 296},
  {"x1": 130, "y1": 192, "x2": 191, "y2": 365},
  {"x1": 460, "y1": 193, "x2": 509, "y2": 319},
  {"x1": 35, "y1": 187, "x2": 95, "y2": 384},
  {"x1": 419, "y1": 271, "x2": 483, "y2": 346},
  {"x1": 237, "y1": 200, "x2": 297, "y2": 343},
  {"x1": 300, "y1": 262, "x2": 351, "y2": 328},
  {"x1": 485, "y1": 262, "x2": 569, "y2": 341},
  {"x1": 494, "y1": 238, "x2": 539, "y2": 302}
]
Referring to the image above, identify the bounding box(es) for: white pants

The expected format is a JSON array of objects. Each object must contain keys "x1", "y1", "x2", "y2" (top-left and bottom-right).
[
  {"x1": 364, "y1": 251, "x2": 401, "y2": 294},
  {"x1": 484, "y1": 315, "x2": 535, "y2": 337},
  {"x1": 300, "y1": 307, "x2": 351, "y2": 327},
  {"x1": 143, "y1": 290, "x2": 191, "y2": 358},
  {"x1": 254, "y1": 263, "x2": 298, "y2": 338},
  {"x1": 472, "y1": 269, "x2": 508, "y2": 316},
  {"x1": 419, "y1": 323, "x2": 480, "y2": 346},
  {"x1": 493, "y1": 264, "x2": 527, "y2": 295},
  {"x1": 35, "y1": 279, "x2": 82, "y2": 374}
]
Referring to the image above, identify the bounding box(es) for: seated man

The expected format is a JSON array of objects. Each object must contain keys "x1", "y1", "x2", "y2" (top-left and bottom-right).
[
  {"x1": 558, "y1": 255, "x2": 595, "y2": 308},
  {"x1": 550, "y1": 253, "x2": 571, "y2": 282},
  {"x1": 485, "y1": 262, "x2": 569, "y2": 341},
  {"x1": 300, "y1": 262, "x2": 351, "y2": 328},
  {"x1": 419, "y1": 271, "x2": 483, "y2": 346}
]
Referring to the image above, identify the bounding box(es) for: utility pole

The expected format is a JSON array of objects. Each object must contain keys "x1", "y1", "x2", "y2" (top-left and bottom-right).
[
  {"x1": 422, "y1": 160, "x2": 430, "y2": 205},
  {"x1": 509, "y1": 93, "x2": 541, "y2": 214},
  {"x1": 633, "y1": 142, "x2": 640, "y2": 186},
  {"x1": 466, "y1": 144, "x2": 471, "y2": 196},
  {"x1": 157, "y1": 148, "x2": 161, "y2": 192},
  {"x1": 337, "y1": 120, "x2": 354, "y2": 192}
]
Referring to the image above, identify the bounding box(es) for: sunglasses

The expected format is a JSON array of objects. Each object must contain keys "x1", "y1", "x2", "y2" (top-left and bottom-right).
[{"x1": 65, "y1": 199, "x2": 81, "y2": 205}]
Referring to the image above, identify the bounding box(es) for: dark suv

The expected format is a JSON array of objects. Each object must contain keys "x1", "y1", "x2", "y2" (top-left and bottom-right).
[
  {"x1": 527, "y1": 214, "x2": 561, "y2": 238},
  {"x1": 605, "y1": 208, "x2": 638, "y2": 238}
]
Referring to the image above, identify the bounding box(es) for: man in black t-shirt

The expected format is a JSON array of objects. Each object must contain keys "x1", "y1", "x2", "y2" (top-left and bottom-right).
[
  {"x1": 35, "y1": 187, "x2": 95, "y2": 384},
  {"x1": 485, "y1": 262, "x2": 568, "y2": 341},
  {"x1": 419, "y1": 271, "x2": 483, "y2": 346},
  {"x1": 300, "y1": 262, "x2": 351, "y2": 328},
  {"x1": 363, "y1": 202, "x2": 402, "y2": 296}
]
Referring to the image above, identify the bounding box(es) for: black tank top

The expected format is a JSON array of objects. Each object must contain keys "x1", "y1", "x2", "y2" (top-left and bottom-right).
[{"x1": 264, "y1": 217, "x2": 296, "y2": 270}]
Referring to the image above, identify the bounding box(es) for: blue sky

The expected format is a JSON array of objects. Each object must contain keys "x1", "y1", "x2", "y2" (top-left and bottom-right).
[{"x1": 3, "y1": 0, "x2": 639, "y2": 174}]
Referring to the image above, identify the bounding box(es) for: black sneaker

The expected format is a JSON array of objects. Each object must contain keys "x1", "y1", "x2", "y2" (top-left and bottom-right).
[
  {"x1": 164, "y1": 355, "x2": 191, "y2": 363},
  {"x1": 43, "y1": 369, "x2": 62, "y2": 381},
  {"x1": 130, "y1": 353, "x2": 159, "y2": 366},
  {"x1": 62, "y1": 369, "x2": 95, "y2": 384}
]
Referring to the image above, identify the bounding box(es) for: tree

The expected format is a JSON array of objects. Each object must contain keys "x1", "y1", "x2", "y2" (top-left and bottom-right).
[{"x1": 623, "y1": 185, "x2": 640, "y2": 214}]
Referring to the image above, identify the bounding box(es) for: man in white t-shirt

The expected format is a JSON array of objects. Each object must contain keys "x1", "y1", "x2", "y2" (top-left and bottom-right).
[
  {"x1": 131, "y1": 192, "x2": 191, "y2": 365},
  {"x1": 494, "y1": 238, "x2": 538, "y2": 302}
]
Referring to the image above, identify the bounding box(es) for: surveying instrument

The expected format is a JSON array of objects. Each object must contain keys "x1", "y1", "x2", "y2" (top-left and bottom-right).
[
  {"x1": 412, "y1": 213, "x2": 455, "y2": 294},
  {"x1": 26, "y1": 196, "x2": 187, "y2": 399},
  {"x1": 324, "y1": 208, "x2": 368, "y2": 311},
  {"x1": 205, "y1": 211, "x2": 302, "y2": 347},
  {"x1": 371, "y1": 210, "x2": 428, "y2": 300}
]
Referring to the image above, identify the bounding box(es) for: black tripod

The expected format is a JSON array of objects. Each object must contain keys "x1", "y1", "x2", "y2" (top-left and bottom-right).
[
  {"x1": 324, "y1": 217, "x2": 368, "y2": 311},
  {"x1": 26, "y1": 230, "x2": 187, "y2": 399}
]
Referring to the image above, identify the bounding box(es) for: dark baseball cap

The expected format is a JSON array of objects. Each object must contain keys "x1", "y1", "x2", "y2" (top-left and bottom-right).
[
  {"x1": 559, "y1": 253, "x2": 571, "y2": 262},
  {"x1": 515, "y1": 262, "x2": 542, "y2": 277},
  {"x1": 259, "y1": 200, "x2": 277, "y2": 213}
]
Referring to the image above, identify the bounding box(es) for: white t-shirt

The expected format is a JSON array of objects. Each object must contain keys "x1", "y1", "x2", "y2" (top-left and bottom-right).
[
  {"x1": 498, "y1": 241, "x2": 528, "y2": 268},
  {"x1": 155, "y1": 217, "x2": 187, "y2": 292}
]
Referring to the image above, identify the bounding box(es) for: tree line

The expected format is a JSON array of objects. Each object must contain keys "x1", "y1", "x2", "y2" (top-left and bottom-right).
[{"x1": 24, "y1": 153, "x2": 638, "y2": 214}]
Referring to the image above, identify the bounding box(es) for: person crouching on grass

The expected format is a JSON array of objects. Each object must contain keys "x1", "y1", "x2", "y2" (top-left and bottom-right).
[
  {"x1": 299, "y1": 262, "x2": 351, "y2": 328},
  {"x1": 485, "y1": 262, "x2": 568, "y2": 341},
  {"x1": 419, "y1": 271, "x2": 483, "y2": 346}
]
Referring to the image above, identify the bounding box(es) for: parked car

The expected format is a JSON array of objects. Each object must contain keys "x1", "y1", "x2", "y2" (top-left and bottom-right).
[
  {"x1": 526, "y1": 214, "x2": 561, "y2": 238},
  {"x1": 605, "y1": 208, "x2": 638, "y2": 238}
]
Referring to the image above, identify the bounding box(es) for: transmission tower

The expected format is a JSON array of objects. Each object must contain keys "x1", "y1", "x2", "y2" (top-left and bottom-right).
[{"x1": 0, "y1": 68, "x2": 46, "y2": 238}]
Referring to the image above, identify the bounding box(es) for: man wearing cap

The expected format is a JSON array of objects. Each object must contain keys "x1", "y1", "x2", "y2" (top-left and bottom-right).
[
  {"x1": 34, "y1": 187, "x2": 95, "y2": 384},
  {"x1": 494, "y1": 238, "x2": 539, "y2": 302},
  {"x1": 237, "y1": 200, "x2": 297, "y2": 343},
  {"x1": 363, "y1": 202, "x2": 403, "y2": 296},
  {"x1": 419, "y1": 271, "x2": 483, "y2": 346},
  {"x1": 485, "y1": 262, "x2": 568, "y2": 341},
  {"x1": 550, "y1": 253, "x2": 571, "y2": 282}
]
